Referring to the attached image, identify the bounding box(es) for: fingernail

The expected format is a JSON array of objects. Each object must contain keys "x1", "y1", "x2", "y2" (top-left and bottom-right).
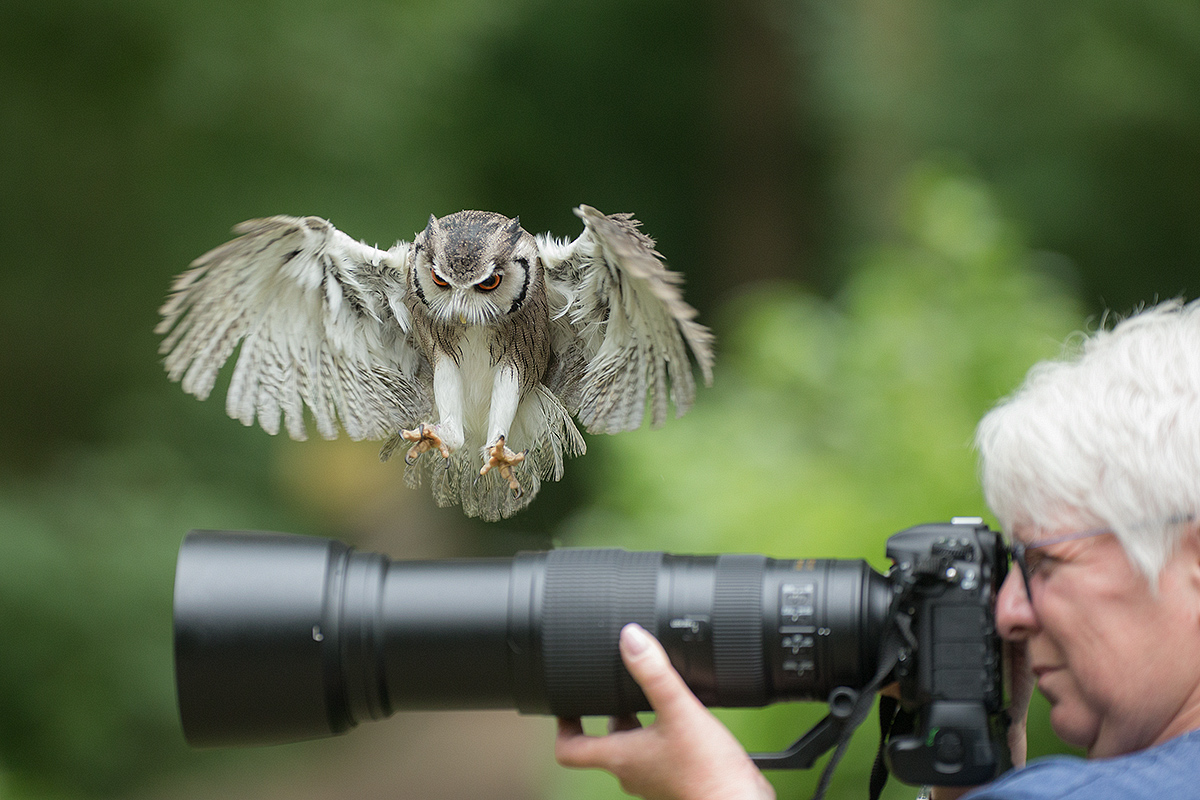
[{"x1": 621, "y1": 623, "x2": 651, "y2": 655}]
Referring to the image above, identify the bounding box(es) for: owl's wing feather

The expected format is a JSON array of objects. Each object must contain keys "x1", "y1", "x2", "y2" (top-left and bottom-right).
[
  {"x1": 541, "y1": 205, "x2": 714, "y2": 434},
  {"x1": 157, "y1": 215, "x2": 430, "y2": 441}
]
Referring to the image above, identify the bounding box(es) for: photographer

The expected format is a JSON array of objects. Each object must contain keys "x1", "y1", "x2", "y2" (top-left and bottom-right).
[{"x1": 556, "y1": 299, "x2": 1200, "y2": 799}]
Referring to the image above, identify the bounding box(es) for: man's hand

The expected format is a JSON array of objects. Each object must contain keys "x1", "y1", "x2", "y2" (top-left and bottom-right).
[
  {"x1": 1003, "y1": 639, "x2": 1032, "y2": 768},
  {"x1": 555, "y1": 624, "x2": 775, "y2": 800}
]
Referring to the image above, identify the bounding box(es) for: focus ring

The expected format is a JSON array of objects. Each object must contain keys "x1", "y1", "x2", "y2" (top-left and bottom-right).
[{"x1": 713, "y1": 554, "x2": 768, "y2": 706}]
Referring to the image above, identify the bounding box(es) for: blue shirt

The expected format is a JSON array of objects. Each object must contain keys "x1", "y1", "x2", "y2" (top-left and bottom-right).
[{"x1": 964, "y1": 730, "x2": 1200, "y2": 799}]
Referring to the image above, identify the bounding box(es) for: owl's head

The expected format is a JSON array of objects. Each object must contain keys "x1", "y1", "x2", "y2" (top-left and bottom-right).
[{"x1": 410, "y1": 210, "x2": 540, "y2": 325}]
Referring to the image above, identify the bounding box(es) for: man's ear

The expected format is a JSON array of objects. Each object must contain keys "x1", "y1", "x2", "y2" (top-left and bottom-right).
[{"x1": 1178, "y1": 525, "x2": 1200, "y2": 601}]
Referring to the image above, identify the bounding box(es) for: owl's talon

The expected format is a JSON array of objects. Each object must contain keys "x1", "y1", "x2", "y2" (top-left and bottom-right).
[
  {"x1": 481, "y1": 436, "x2": 525, "y2": 497},
  {"x1": 401, "y1": 424, "x2": 450, "y2": 464}
]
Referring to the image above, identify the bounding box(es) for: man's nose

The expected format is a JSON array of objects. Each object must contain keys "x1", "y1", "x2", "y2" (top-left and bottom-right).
[{"x1": 995, "y1": 567, "x2": 1037, "y2": 640}]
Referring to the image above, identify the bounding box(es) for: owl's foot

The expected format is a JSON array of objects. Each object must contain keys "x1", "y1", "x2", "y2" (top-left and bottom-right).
[
  {"x1": 480, "y1": 436, "x2": 526, "y2": 498},
  {"x1": 400, "y1": 424, "x2": 451, "y2": 465}
]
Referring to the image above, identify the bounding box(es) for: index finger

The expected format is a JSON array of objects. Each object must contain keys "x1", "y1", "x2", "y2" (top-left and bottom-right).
[{"x1": 618, "y1": 624, "x2": 704, "y2": 722}]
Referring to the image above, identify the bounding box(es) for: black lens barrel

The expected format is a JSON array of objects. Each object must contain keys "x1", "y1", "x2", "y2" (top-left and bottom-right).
[
  {"x1": 173, "y1": 531, "x2": 354, "y2": 746},
  {"x1": 174, "y1": 531, "x2": 893, "y2": 747}
]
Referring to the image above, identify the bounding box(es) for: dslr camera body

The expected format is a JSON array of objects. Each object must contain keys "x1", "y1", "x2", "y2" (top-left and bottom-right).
[
  {"x1": 881, "y1": 519, "x2": 1009, "y2": 785},
  {"x1": 174, "y1": 518, "x2": 1009, "y2": 788}
]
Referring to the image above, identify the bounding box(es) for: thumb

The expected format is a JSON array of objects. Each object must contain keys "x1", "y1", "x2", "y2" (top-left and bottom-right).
[{"x1": 619, "y1": 624, "x2": 701, "y2": 721}]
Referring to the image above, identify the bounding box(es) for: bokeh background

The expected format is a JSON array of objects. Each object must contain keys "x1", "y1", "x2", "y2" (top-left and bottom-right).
[{"x1": 2, "y1": 1, "x2": 1199, "y2": 798}]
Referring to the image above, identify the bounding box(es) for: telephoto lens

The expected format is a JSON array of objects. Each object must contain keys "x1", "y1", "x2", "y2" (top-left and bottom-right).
[{"x1": 173, "y1": 530, "x2": 893, "y2": 747}]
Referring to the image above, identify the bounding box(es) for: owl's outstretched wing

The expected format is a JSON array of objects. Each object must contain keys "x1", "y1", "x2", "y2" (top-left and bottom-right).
[
  {"x1": 540, "y1": 205, "x2": 714, "y2": 434},
  {"x1": 157, "y1": 215, "x2": 430, "y2": 441}
]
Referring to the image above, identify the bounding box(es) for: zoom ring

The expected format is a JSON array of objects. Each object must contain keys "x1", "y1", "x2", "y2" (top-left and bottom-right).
[{"x1": 542, "y1": 550, "x2": 662, "y2": 716}]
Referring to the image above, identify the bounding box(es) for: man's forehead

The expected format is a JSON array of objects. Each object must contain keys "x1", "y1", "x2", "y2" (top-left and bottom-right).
[{"x1": 1011, "y1": 514, "x2": 1106, "y2": 544}]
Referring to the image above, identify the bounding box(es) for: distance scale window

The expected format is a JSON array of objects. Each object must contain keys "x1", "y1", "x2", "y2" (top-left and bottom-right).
[{"x1": 779, "y1": 582, "x2": 819, "y2": 676}]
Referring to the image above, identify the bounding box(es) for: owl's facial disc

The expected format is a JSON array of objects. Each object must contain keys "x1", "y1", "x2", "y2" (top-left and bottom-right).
[{"x1": 413, "y1": 210, "x2": 536, "y2": 325}]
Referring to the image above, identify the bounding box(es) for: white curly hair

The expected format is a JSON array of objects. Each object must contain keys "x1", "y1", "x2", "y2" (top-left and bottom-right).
[{"x1": 975, "y1": 298, "x2": 1200, "y2": 581}]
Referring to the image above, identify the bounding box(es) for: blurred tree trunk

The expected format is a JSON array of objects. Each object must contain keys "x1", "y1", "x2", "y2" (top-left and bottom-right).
[{"x1": 708, "y1": 0, "x2": 817, "y2": 286}]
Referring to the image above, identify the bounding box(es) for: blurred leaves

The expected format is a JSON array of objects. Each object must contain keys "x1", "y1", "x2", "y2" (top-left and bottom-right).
[
  {"x1": 800, "y1": 0, "x2": 1200, "y2": 304},
  {"x1": 0, "y1": 438, "x2": 306, "y2": 797}
]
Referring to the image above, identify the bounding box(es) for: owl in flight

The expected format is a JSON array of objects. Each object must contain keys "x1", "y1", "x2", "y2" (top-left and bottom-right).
[{"x1": 158, "y1": 205, "x2": 714, "y2": 521}]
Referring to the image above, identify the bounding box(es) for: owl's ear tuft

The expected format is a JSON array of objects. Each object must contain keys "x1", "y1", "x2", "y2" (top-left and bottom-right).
[
  {"x1": 503, "y1": 216, "x2": 523, "y2": 250},
  {"x1": 422, "y1": 214, "x2": 443, "y2": 243}
]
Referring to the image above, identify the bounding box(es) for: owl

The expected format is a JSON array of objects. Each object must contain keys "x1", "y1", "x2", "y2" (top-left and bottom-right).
[{"x1": 157, "y1": 205, "x2": 714, "y2": 521}]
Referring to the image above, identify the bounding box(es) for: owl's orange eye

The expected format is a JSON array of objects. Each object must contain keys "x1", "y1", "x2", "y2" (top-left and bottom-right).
[
  {"x1": 430, "y1": 269, "x2": 449, "y2": 288},
  {"x1": 475, "y1": 273, "x2": 503, "y2": 292}
]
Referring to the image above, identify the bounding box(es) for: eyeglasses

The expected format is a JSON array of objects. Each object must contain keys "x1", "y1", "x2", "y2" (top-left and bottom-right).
[
  {"x1": 1010, "y1": 526, "x2": 1111, "y2": 603},
  {"x1": 1010, "y1": 515, "x2": 1195, "y2": 603}
]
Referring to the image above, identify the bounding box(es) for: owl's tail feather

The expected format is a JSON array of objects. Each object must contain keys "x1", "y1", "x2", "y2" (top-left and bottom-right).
[
  {"x1": 387, "y1": 386, "x2": 586, "y2": 521},
  {"x1": 396, "y1": 448, "x2": 534, "y2": 522},
  {"x1": 452, "y1": 462, "x2": 538, "y2": 522}
]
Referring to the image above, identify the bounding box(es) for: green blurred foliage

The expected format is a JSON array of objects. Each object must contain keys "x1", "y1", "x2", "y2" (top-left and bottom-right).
[
  {"x1": 1, "y1": 0, "x2": 1198, "y2": 798},
  {"x1": 0, "y1": 437, "x2": 312, "y2": 797},
  {"x1": 796, "y1": 0, "x2": 1200, "y2": 305},
  {"x1": 553, "y1": 164, "x2": 1082, "y2": 800}
]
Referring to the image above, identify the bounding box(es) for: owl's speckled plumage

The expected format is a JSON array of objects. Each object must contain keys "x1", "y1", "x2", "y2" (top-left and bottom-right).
[{"x1": 157, "y1": 205, "x2": 714, "y2": 521}]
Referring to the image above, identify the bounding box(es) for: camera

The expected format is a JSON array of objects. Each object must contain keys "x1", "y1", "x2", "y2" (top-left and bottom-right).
[{"x1": 173, "y1": 518, "x2": 1009, "y2": 787}]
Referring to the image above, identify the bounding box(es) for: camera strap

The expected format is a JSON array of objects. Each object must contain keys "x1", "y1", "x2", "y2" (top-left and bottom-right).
[
  {"x1": 870, "y1": 693, "x2": 917, "y2": 800},
  {"x1": 871, "y1": 695, "x2": 900, "y2": 798},
  {"x1": 809, "y1": 617, "x2": 909, "y2": 800},
  {"x1": 864, "y1": 590, "x2": 921, "y2": 800}
]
